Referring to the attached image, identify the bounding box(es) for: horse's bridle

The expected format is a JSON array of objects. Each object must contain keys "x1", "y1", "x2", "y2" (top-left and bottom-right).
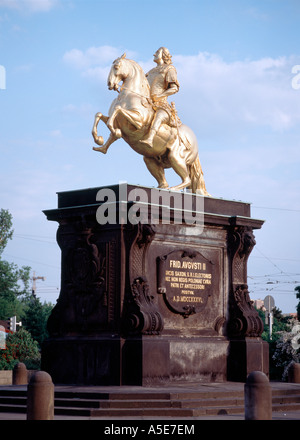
[{"x1": 118, "y1": 85, "x2": 151, "y2": 101}]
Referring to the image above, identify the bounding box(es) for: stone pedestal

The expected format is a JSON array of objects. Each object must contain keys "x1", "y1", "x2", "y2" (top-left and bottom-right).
[{"x1": 42, "y1": 183, "x2": 268, "y2": 385}]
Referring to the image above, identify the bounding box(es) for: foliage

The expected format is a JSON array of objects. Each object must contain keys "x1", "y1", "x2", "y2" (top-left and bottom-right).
[
  {"x1": 0, "y1": 296, "x2": 23, "y2": 322},
  {"x1": 272, "y1": 321, "x2": 300, "y2": 381},
  {"x1": 0, "y1": 328, "x2": 41, "y2": 370},
  {"x1": 258, "y1": 287, "x2": 300, "y2": 380},
  {"x1": 0, "y1": 209, "x2": 53, "y2": 354},
  {"x1": 0, "y1": 209, "x2": 54, "y2": 372},
  {"x1": 258, "y1": 307, "x2": 291, "y2": 380},
  {"x1": 0, "y1": 209, "x2": 32, "y2": 320},
  {"x1": 0, "y1": 209, "x2": 13, "y2": 255},
  {"x1": 0, "y1": 260, "x2": 31, "y2": 320},
  {"x1": 21, "y1": 298, "x2": 53, "y2": 347}
]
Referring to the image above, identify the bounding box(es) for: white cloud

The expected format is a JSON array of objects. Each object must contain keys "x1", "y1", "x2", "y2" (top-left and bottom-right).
[
  {"x1": 63, "y1": 46, "x2": 138, "y2": 83},
  {"x1": 0, "y1": 0, "x2": 58, "y2": 13},
  {"x1": 173, "y1": 52, "x2": 300, "y2": 133},
  {"x1": 63, "y1": 46, "x2": 123, "y2": 84},
  {"x1": 82, "y1": 66, "x2": 111, "y2": 83},
  {"x1": 61, "y1": 45, "x2": 300, "y2": 207},
  {"x1": 63, "y1": 46, "x2": 123, "y2": 70},
  {"x1": 63, "y1": 47, "x2": 300, "y2": 134}
]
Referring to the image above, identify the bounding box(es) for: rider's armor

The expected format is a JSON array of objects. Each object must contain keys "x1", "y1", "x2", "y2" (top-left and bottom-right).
[{"x1": 146, "y1": 64, "x2": 181, "y2": 128}]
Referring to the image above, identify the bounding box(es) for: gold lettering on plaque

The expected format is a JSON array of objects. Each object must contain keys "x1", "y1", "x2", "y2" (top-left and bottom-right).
[{"x1": 165, "y1": 258, "x2": 213, "y2": 303}]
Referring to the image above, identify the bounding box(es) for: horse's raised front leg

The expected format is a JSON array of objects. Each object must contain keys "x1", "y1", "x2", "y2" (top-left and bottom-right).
[
  {"x1": 92, "y1": 112, "x2": 109, "y2": 145},
  {"x1": 93, "y1": 131, "x2": 118, "y2": 154},
  {"x1": 92, "y1": 112, "x2": 118, "y2": 154},
  {"x1": 107, "y1": 106, "x2": 122, "y2": 139},
  {"x1": 143, "y1": 156, "x2": 169, "y2": 189}
]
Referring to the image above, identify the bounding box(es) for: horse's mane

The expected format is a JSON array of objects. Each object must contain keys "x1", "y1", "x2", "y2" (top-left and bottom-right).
[{"x1": 125, "y1": 58, "x2": 150, "y2": 96}]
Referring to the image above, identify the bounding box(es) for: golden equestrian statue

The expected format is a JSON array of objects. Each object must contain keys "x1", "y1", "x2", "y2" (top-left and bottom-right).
[{"x1": 92, "y1": 47, "x2": 210, "y2": 195}]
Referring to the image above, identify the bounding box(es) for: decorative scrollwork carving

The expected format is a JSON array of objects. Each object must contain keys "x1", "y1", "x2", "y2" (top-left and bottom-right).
[
  {"x1": 227, "y1": 225, "x2": 263, "y2": 338},
  {"x1": 228, "y1": 284, "x2": 264, "y2": 337},
  {"x1": 182, "y1": 305, "x2": 196, "y2": 318},
  {"x1": 136, "y1": 224, "x2": 156, "y2": 248},
  {"x1": 214, "y1": 316, "x2": 227, "y2": 335},
  {"x1": 123, "y1": 277, "x2": 164, "y2": 335}
]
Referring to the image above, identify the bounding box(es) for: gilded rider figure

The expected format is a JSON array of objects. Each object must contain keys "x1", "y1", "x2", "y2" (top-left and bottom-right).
[{"x1": 141, "y1": 47, "x2": 181, "y2": 148}]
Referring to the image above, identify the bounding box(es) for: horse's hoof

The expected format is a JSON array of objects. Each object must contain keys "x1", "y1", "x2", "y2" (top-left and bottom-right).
[
  {"x1": 170, "y1": 180, "x2": 191, "y2": 191},
  {"x1": 93, "y1": 146, "x2": 107, "y2": 154}
]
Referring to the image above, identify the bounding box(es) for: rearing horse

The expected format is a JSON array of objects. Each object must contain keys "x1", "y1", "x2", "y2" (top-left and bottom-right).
[{"x1": 92, "y1": 53, "x2": 210, "y2": 194}]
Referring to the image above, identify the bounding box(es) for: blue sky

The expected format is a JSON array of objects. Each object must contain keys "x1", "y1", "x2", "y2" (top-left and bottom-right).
[{"x1": 0, "y1": 0, "x2": 300, "y2": 313}]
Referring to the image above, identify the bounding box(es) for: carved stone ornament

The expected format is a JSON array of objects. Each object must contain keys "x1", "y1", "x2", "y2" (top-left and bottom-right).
[
  {"x1": 231, "y1": 283, "x2": 264, "y2": 337},
  {"x1": 227, "y1": 226, "x2": 264, "y2": 337},
  {"x1": 120, "y1": 223, "x2": 164, "y2": 335},
  {"x1": 123, "y1": 277, "x2": 164, "y2": 335}
]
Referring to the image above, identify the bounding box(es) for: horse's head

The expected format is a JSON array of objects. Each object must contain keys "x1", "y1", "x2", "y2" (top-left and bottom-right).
[{"x1": 107, "y1": 53, "x2": 128, "y2": 91}]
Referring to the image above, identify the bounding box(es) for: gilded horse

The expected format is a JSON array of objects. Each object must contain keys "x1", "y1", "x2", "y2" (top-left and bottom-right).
[{"x1": 92, "y1": 54, "x2": 209, "y2": 194}]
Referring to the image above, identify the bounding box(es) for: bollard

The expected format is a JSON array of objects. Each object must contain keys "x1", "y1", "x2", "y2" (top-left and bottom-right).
[
  {"x1": 244, "y1": 371, "x2": 272, "y2": 420},
  {"x1": 26, "y1": 371, "x2": 54, "y2": 420},
  {"x1": 288, "y1": 362, "x2": 300, "y2": 383},
  {"x1": 13, "y1": 362, "x2": 28, "y2": 385}
]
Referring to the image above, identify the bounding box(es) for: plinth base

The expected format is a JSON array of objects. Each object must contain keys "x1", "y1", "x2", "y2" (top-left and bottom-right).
[
  {"x1": 42, "y1": 335, "x2": 229, "y2": 385},
  {"x1": 42, "y1": 184, "x2": 268, "y2": 385},
  {"x1": 42, "y1": 337, "x2": 121, "y2": 385}
]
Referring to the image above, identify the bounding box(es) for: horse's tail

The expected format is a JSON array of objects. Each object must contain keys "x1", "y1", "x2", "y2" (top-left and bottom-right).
[{"x1": 190, "y1": 156, "x2": 211, "y2": 196}]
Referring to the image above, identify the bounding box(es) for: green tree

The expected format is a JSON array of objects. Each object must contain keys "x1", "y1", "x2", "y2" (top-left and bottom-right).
[
  {"x1": 258, "y1": 307, "x2": 291, "y2": 380},
  {"x1": 272, "y1": 319, "x2": 300, "y2": 380},
  {"x1": 22, "y1": 298, "x2": 53, "y2": 347},
  {"x1": 0, "y1": 209, "x2": 31, "y2": 321},
  {"x1": 0, "y1": 209, "x2": 13, "y2": 255},
  {"x1": 0, "y1": 328, "x2": 40, "y2": 370},
  {"x1": 0, "y1": 260, "x2": 31, "y2": 319},
  {"x1": 0, "y1": 209, "x2": 53, "y2": 369}
]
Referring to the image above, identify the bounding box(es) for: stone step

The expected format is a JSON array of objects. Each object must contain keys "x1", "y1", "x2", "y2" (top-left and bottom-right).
[
  {"x1": 272, "y1": 402, "x2": 300, "y2": 413},
  {"x1": 0, "y1": 395, "x2": 245, "y2": 417},
  {"x1": 0, "y1": 403, "x2": 26, "y2": 414},
  {"x1": 272, "y1": 389, "x2": 300, "y2": 397},
  {"x1": 55, "y1": 391, "x2": 173, "y2": 401},
  {"x1": 88, "y1": 404, "x2": 248, "y2": 418},
  {"x1": 0, "y1": 385, "x2": 300, "y2": 418},
  {"x1": 54, "y1": 390, "x2": 244, "y2": 401},
  {"x1": 89, "y1": 407, "x2": 204, "y2": 418},
  {"x1": 0, "y1": 396, "x2": 27, "y2": 405},
  {"x1": 272, "y1": 395, "x2": 300, "y2": 404},
  {"x1": 98, "y1": 399, "x2": 182, "y2": 409},
  {"x1": 0, "y1": 389, "x2": 27, "y2": 397}
]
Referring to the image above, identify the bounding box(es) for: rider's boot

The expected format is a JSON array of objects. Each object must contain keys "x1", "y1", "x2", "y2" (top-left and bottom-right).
[{"x1": 141, "y1": 110, "x2": 167, "y2": 148}]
